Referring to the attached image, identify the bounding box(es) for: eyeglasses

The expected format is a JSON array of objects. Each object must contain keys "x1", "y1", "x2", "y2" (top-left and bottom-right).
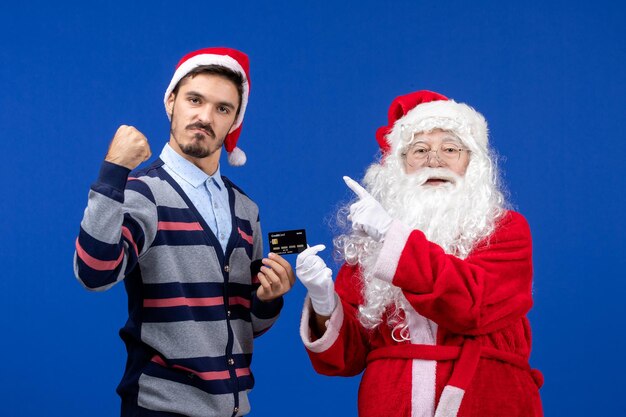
[{"x1": 402, "y1": 143, "x2": 470, "y2": 165}]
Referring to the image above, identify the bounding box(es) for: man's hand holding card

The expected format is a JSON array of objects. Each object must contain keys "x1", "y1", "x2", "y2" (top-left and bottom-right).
[{"x1": 256, "y1": 229, "x2": 308, "y2": 302}]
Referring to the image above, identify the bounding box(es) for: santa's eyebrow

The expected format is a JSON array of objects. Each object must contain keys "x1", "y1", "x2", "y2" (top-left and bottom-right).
[{"x1": 409, "y1": 139, "x2": 465, "y2": 149}]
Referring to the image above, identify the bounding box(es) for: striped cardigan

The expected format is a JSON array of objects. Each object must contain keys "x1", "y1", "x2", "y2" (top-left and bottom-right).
[{"x1": 74, "y1": 160, "x2": 283, "y2": 417}]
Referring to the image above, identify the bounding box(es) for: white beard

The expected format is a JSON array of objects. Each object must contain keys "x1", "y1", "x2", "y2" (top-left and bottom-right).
[
  {"x1": 383, "y1": 167, "x2": 472, "y2": 255},
  {"x1": 334, "y1": 154, "x2": 505, "y2": 331}
]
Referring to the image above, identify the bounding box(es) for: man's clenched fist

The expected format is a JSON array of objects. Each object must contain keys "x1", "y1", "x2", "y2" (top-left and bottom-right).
[{"x1": 105, "y1": 125, "x2": 152, "y2": 170}]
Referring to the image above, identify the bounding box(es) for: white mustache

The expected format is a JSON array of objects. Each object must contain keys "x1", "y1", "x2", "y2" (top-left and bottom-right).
[{"x1": 409, "y1": 168, "x2": 462, "y2": 186}]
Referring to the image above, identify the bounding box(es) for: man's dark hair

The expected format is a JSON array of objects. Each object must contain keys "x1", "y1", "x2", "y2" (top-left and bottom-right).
[{"x1": 171, "y1": 65, "x2": 245, "y2": 116}]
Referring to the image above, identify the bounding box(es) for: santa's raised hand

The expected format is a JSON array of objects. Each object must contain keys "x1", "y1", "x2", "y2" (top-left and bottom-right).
[{"x1": 343, "y1": 176, "x2": 393, "y2": 242}]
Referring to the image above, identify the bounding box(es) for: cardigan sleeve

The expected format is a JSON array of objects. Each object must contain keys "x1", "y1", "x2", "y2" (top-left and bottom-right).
[
  {"x1": 301, "y1": 263, "x2": 372, "y2": 376},
  {"x1": 73, "y1": 161, "x2": 158, "y2": 291},
  {"x1": 372, "y1": 211, "x2": 534, "y2": 335},
  {"x1": 248, "y1": 206, "x2": 284, "y2": 337}
]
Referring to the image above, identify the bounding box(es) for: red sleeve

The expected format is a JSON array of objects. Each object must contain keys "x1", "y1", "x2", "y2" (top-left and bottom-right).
[
  {"x1": 373, "y1": 211, "x2": 533, "y2": 335},
  {"x1": 302, "y1": 263, "x2": 372, "y2": 377}
]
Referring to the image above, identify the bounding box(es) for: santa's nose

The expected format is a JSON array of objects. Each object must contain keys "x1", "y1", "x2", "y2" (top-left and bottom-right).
[{"x1": 426, "y1": 151, "x2": 444, "y2": 167}]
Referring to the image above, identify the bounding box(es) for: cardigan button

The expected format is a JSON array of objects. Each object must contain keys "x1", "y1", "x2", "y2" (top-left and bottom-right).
[
  {"x1": 224, "y1": 265, "x2": 230, "y2": 273},
  {"x1": 227, "y1": 358, "x2": 235, "y2": 366},
  {"x1": 233, "y1": 407, "x2": 239, "y2": 413}
]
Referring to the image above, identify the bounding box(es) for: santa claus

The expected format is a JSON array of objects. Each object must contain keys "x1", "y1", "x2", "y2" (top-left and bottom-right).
[{"x1": 296, "y1": 91, "x2": 543, "y2": 417}]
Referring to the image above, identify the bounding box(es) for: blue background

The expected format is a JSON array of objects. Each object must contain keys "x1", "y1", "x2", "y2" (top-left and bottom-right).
[{"x1": 1, "y1": 1, "x2": 624, "y2": 415}]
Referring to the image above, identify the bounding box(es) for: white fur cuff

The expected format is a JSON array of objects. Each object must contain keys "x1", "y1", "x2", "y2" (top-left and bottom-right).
[{"x1": 299, "y1": 295, "x2": 344, "y2": 353}]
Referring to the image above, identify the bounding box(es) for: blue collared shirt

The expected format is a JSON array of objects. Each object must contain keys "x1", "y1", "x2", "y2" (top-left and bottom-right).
[{"x1": 160, "y1": 144, "x2": 232, "y2": 253}]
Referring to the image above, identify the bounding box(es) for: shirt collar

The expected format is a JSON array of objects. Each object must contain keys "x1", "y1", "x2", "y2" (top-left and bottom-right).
[{"x1": 160, "y1": 143, "x2": 225, "y2": 190}]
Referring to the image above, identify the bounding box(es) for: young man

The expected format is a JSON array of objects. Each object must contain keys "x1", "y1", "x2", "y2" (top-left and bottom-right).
[
  {"x1": 74, "y1": 47, "x2": 294, "y2": 417},
  {"x1": 296, "y1": 91, "x2": 543, "y2": 416}
]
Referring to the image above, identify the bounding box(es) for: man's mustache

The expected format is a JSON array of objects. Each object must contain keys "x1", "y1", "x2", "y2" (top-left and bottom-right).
[{"x1": 186, "y1": 122, "x2": 216, "y2": 139}]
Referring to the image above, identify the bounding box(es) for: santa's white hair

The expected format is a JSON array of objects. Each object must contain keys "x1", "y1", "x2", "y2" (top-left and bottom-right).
[{"x1": 334, "y1": 99, "x2": 508, "y2": 334}]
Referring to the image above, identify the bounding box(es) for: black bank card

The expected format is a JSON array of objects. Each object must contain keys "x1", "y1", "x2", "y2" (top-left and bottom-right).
[{"x1": 268, "y1": 229, "x2": 307, "y2": 255}]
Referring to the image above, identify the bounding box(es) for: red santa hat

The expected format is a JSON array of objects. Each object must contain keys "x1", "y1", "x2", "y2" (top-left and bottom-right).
[
  {"x1": 164, "y1": 47, "x2": 251, "y2": 166},
  {"x1": 376, "y1": 90, "x2": 489, "y2": 158}
]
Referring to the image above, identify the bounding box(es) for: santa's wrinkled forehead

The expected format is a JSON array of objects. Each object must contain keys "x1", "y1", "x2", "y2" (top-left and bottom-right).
[{"x1": 402, "y1": 127, "x2": 466, "y2": 148}]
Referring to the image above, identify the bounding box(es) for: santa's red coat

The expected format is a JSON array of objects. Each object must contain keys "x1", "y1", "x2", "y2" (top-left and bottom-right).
[{"x1": 301, "y1": 211, "x2": 543, "y2": 417}]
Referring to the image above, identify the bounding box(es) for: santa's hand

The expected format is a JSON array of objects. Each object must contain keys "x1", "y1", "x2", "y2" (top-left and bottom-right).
[
  {"x1": 344, "y1": 176, "x2": 393, "y2": 242},
  {"x1": 296, "y1": 245, "x2": 336, "y2": 316}
]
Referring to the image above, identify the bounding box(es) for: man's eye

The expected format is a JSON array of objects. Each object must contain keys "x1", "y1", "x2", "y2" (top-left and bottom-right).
[
  {"x1": 218, "y1": 106, "x2": 230, "y2": 114},
  {"x1": 413, "y1": 147, "x2": 429, "y2": 154},
  {"x1": 189, "y1": 97, "x2": 200, "y2": 104},
  {"x1": 442, "y1": 146, "x2": 459, "y2": 154}
]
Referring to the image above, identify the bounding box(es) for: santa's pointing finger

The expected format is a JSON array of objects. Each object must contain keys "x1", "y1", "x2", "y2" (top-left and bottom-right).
[
  {"x1": 343, "y1": 175, "x2": 371, "y2": 200},
  {"x1": 343, "y1": 175, "x2": 393, "y2": 242}
]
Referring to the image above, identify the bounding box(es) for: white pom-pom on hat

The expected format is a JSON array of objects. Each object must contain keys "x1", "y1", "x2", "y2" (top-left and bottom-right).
[{"x1": 227, "y1": 146, "x2": 247, "y2": 167}]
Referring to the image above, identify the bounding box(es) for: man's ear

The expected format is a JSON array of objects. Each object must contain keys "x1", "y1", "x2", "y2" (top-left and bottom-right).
[{"x1": 166, "y1": 93, "x2": 175, "y2": 117}]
